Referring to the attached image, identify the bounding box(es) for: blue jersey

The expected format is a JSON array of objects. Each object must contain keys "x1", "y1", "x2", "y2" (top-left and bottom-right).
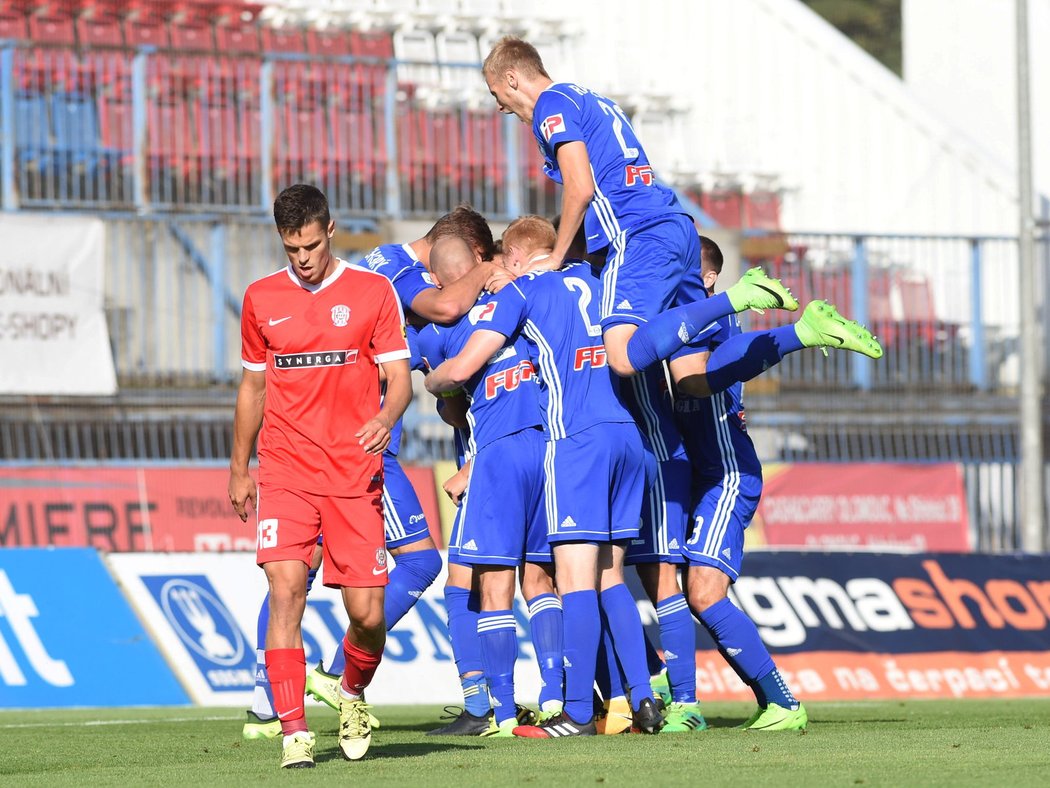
[
  {"x1": 674, "y1": 312, "x2": 762, "y2": 481},
  {"x1": 417, "y1": 297, "x2": 543, "y2": 454},
  {"x1": 484, "y1": 262, "x2": 633, "y2": 439},
  {"x1": 622, "y1": 365, "x2": 686, "y2": 463},
  {"x1": 533, "y1": 83, "x2": 683, "y2": 253},
  {"x1": 362, "y1": 243, "x2": 435, "y2": 456}
]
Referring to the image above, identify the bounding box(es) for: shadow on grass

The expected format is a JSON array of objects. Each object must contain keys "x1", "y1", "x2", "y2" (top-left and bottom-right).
[{"x1": 316, "y1": 742, "x2": 484, "y2": 762}]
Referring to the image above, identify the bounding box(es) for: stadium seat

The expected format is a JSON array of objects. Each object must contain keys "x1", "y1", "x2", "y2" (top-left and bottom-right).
[
  {"x1": 305, "y1": 26, "x2": 352, "y2": 58},
  {"x1": 393, "y1": 28, "x2": 440, "y2": 99},
  {"x1": 744, "y1": 190, "x2": 782, "y2": 231},
  {"x1": 51, "y1": 90, "x2": 106, "y2": 176},
  {"x1": 75, "y1": 2, "x2": 123, "y2": 48},
  {"x1": 0, "y1": 3, "x2": 28, "y2": 41},
  {"x1": 97, "y1": 95, "x2": 133, "y2": 165},
  {"x1": 435, "y1": 30, "x2": 480, "y2": 95},
  {"x1": 214, "y1": 14, "x2": 261, "y2": 54},
  {"x1": 147, "y1": 97, "x2": 196, "y2": 179},
  {"x1": 701, "y1": 189, "x2": 745, "y2": 229},
  {"x1": 330, "y1": 107, "x2": 383, "y2": 196},
  {"x1": 272, "y1": 101, "x2": 330, "y2": 187},
  {"x1": 28, "y1": 6, "x2": 76, "y2": 45},
  {"x1": 169, "y1": 2, "x2": 214, "y2": 51},
  {"x1": 464, "y1": 110, "x2": 505, "y2": 188},
  {"x1": 14, "y1": 92, "x2": 50, "y2": 170},
  {"x1": 123, "y1": 3, "x2": 170, "y2": 49},
  {"x1": 349, "y1": 29, "x2": 393, "y2": 99},
  {"x1": 260, "y1": 24, "x2": 306, "y2": 53}
]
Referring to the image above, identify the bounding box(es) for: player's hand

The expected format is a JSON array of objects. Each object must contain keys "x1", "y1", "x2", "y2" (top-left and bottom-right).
[
  {"x1": 357, "y1": 417, "x2": 392, "y2": 454},
  {"x1": 485, "y1": 266, "x2": 515, "y2": 293},
  {"x1": 443, "y1": 465, "x2": 470, "y2": 506},
  {"x1": 228, "y1": 470, "x2": 257, "y2": 522}
]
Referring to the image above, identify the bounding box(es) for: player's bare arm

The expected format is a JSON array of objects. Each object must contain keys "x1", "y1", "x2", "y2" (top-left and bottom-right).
[
  {"x1": 424, "y1": 329, "x2": 507, "y2": 393},
  {"x1": 357, "y1": 357, "x2": 412, "y2": 454},
  {"x1": 442, "y1": 460, "x2": 471, "y2": 506},
  {"x1": 550, "y1": 140, "x2": 595, "y2": 268},
  {"x1": 436, "y1": 391, "x2": 469, "y2": 428},
  {"x1": 229, "y1": 368, "x2": 266, "y2": 521},
  {"x1": 410, "y1": 262, "x2": 506, "y2": 324},
  {"x1": 668, "y1": 349, "x2": 713, "y2": 398}
]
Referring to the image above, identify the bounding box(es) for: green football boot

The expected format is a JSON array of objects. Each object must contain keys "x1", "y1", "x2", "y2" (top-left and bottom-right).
[
  {"x1": 795, "y1": 300, "x2": 883, "y2": 359},
  {"x1": 747, "y1": 702, "x2": 809, "y2": 731},
  {"x1": 726, "y1": 266, "x2": 800, "y2": 314},
  {"x1": 242, "y1": 710, "x2": 281, "y2": 740},
  {"x1": 661, "y1": 701, "x2": 708, "y2": 733}
]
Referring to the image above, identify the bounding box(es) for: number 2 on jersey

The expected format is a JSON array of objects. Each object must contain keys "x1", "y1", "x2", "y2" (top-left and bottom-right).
[
  {"x1": 597, "y1": 100, "x2": 639, "y2": 159},
  {"x1": 564, "y1": 277, "x2": 603, "y2": 337}
]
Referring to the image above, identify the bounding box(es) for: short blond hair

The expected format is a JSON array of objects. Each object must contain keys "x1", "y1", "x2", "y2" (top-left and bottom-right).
[
  {"x1": 502, "y1": 215, "x2": 556, "y2": 253},
  {"x1": 482, "y1": 36, "x2": 550, "y2": 80}
]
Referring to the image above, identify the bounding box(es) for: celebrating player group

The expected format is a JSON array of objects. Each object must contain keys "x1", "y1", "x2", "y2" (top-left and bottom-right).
[{"x1": 228, "y1": 37, "x2": 884, "y2": 769}]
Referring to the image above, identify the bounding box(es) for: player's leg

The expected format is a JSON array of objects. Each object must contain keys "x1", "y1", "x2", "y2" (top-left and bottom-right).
[
  {"x1": 319, "y1": 492, "x2": 388, "y2": 760},
  {"x1": 256, "y1": 485, "x2": 321, "y2": 768},
  {"x1": 674, "y1": 300, "x2": 883, "y2": 398},
  {"x1": 521, "y1": 561, "x2": 563, "y2": 718},
  {"x1": 601, "y1": 219, "x2": 797, "y2": 376},
  {"x1": 245, "y1": 540, "x2": 321, "y2": 740},
  {"x1": 594, "y1": 616, "x2": 632, "y2": 734},
  {"x1": 428, "y1": 560, "x2": 492, "y2": 735},
  {"x1": 683, "y1": 480, "x2": 807, "y2": 731},
  {"x1": 475, "y1": 565, "x2": 520, "y2": 735},
  {"x1": 378, "y1": 454, "x2": 442, "y2": 628}
]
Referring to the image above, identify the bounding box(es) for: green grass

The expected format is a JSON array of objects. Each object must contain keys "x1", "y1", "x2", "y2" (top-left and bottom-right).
[{"x1": 2, "y1": 700, "x2": 1049, "y2": 786}]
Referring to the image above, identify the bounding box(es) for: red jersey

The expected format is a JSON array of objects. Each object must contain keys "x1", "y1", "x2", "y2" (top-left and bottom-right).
[{"x1": 240, "y1": 260, "x2": 410, "y2": 496}]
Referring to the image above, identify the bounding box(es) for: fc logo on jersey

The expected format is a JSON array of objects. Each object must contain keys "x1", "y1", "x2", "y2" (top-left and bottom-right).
[
  {"x1": 625, "y1": 164, "x2": 654, "y2": 186},
  {"x1": 469, "y1": 302, "x2": 497, "y2": 324},
  {"x1": 541, "y1": 113, "x2": 565, "y2": 142},
  {"x1": 331, "y1": 305, "x2": 350, "y2": 327}
]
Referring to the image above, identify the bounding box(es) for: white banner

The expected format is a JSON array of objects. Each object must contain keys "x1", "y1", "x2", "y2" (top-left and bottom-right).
[
  {"x1": 0, "y1": 214, "x2": 116, "y2": 394},
  {"x1": 107, "y1": 552, "x2": 544, "y2": 707}
]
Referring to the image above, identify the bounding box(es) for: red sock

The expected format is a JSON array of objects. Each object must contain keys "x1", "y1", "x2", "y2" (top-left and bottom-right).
[
  {"x1": 341, "y1": 636, "x2": 383, "y2": 696},
  {"x1": 265, "y1": 647, "x2": 308, "y2": 736}
]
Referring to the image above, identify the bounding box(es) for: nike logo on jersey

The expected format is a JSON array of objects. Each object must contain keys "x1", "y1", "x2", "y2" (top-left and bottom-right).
[
  {"x1": 268, "y1": 316, "x2": 292, "y2": 326},
  {"x1": 372, "y1": 565, "x2": 388, "y2": 575}
]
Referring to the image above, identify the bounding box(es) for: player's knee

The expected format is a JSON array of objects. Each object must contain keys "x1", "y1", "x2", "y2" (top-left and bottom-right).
[
  {"x1": 349, "y1": 617, "x2": 386, "y2": 650},
  {"x1": 395, "y1": 547, "x2": 442, "y2": 588},
  {"x1": 688, "y1": 583, "x2": 728, "y2": 613}
]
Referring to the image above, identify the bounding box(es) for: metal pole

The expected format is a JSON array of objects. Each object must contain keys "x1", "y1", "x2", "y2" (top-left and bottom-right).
[
  {"x1": 1016, "y1": 0, "x2": 1044, "y2": 551},
  {"x1": 851, "y1": 236, "x2": 872, "y2": 391},
  {"x1": 969, "y1": 239, "x2": 987, "y2": 391},
  {"x1": 0, "y1": 46, "x2": 17, "y2": 210}
]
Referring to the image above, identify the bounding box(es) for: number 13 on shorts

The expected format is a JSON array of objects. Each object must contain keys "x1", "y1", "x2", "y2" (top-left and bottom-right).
[{"x1": 258, "y1": 518, "x2": 279, "y2": 549}]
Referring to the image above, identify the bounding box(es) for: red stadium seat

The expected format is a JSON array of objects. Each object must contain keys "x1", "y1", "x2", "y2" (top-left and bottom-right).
[
  {"x1": 260, "y1": 25, "x2": 306, "y2": 53},
  {"x1": 330, "y1": 107, "x2": 380, "y2": 184},
  {"x1": 28, "y1": 6, "x2": 76, "y2": 45},
  {"x1": 272, "y1": 101, "x2": 330, "y2": 186},
  {"x1": 305, "y1": 27, "x2": 351, "y2": 58},
  {"x1": 98, "y1": 96, "x2": 133, "y2": 164},
  {"x1": 215, "y1": 20, "x2": 259, "y2": 54},
  {"x1": 464, "y1": 111, "x2": 505, "y2": 188},
  {"x1": 76, "y1": 5, "x2": 123, "y2": 48},
  {"x1": 0, "y1": 5, "x2": 28, "y2": 41},
  {"x1": 147, "y1": 98, "x2": 197, "y2": 177},
  {"x1": 701, "y1": 190, "x2": 745, "y2": 229},
  {"x1": 744, "y1": 190, "x2": 782, "y2": 231}
]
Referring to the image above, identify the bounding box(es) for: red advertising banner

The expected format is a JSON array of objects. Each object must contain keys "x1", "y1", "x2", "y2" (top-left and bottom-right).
[
  {"x1": 0, "y1": 466, "x2": 444, "y2": 552},
  {"x1": 751, "y1": 463, "x2": 969, "y2": 551}
]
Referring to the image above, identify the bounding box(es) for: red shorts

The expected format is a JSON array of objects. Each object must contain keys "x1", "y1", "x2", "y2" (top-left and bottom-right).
[{"x1": 256, "y1": 484, "x2": 387, "y2": 588}]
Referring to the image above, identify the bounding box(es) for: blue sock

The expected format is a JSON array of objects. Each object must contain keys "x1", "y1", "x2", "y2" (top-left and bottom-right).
[
  {"x1": 384, "y1": 548, "x2": 442, "y2": 629},
  {"x1": 527, "y1": 594, "x2": 564, "y2": 711},
  {"x1": 656, "y1": 594, "x2": 697, "y2": 704},
  {"x1": 644, "y1": 628, "x2": 665, "y2": 678},
  {"x1": 595, "y1": 613, "x2": 625, "y2": 700},
  {"x1": 600, "y1": 584, "x2": 654, "y2": 710},
  {"x1": 755, "y1": 667, "x2": 799, "y2": 711},
  {"x1": 699, "y1": 597, "x2": 797, "y2": 708},
  {"x1": 625, "y1": 291, "x2": 735, "y2": 372},
  {"x1": 478, "y1": 610, "x2": 518, "y2": 724},
  {"x1": 252, "y1": 593, "x2": 275, "y2": 717},
  {"x1": 562, "y1": 589, "x2": 600, "y2": 723},
  {"x1": 445, "y1": 585, "x2": 489, "y2": 716},
  {"x1": 705, "y1": 325, "x2": 804, "y2": 395}
]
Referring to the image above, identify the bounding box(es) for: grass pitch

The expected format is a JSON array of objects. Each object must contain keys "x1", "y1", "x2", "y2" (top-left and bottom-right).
[{"x1": 2, "y1": 700, "x2": 1048, "y2": 787}]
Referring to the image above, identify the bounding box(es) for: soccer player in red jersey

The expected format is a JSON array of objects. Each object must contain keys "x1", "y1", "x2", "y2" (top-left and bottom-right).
[{"x1": 228, "y1": 184, "x2": 412, "y2": 768}]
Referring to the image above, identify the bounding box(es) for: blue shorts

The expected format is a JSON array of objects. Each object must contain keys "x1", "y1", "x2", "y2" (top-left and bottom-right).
[
  {"x1": 625, "y1": 454, "x2": 690, "y2": 565},
  {"x1": 544, "y1": 422, "x2": 645, "y2": 544},
  {"x1": 447, "y1": 504, "x2": 468, "y2": 567},
  {"x1": 599, "y1": 213, "x2": 703, "y2": 330},
  {"x1": 682, "y1": 473, "x2": 763, "y2": 580},
  {"x1": 382, "y1": 453, "x2": 431, "y2": 550},
  {"x1": 457, "y1": 428, "x2": 550, "y2": 566}
]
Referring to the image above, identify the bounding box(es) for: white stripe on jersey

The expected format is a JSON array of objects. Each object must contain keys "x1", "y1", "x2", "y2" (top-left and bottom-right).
[
  {"x1": 600, "y1": 231, "x2": 627, "y2": 320},
  {"x1": 382, "y1": 486, "x2": 405, "y2": 541},
  {"x1": 457, "y1": 451, "x2": 479, "y2": 543},
  {"x1": 465, "y1": 405, "x2": 478, "y2": 459},
  {"x1": 647, "y1": 457, "x2": 668, "y2": 555},
  {"x1": 702, "y1": 394, "x2": 740, "y2": 559},
  {"x1": 543, "y1": 439, "x2": 559, "y2": 537},
  {"x1": 523, "y1": 319, "x2": 567, "y2": 440},
  {"x1": 630, "y1": 374, "x2": 669, "y2": 462}
]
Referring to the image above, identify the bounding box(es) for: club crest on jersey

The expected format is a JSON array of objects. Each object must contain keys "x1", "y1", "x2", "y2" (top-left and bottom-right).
[
  {"x1": 469, "y1": 302, "x2": 497, "y2": 324},
  {"x1": 625, "y1": 164, "x2": 654, "y2": 186},
  {"x1": 331, "y1": 304, "x2": 350, "y2": 327},
  {"x1": 541, "y1": 113, "x2": 565, "y2": 142}
]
